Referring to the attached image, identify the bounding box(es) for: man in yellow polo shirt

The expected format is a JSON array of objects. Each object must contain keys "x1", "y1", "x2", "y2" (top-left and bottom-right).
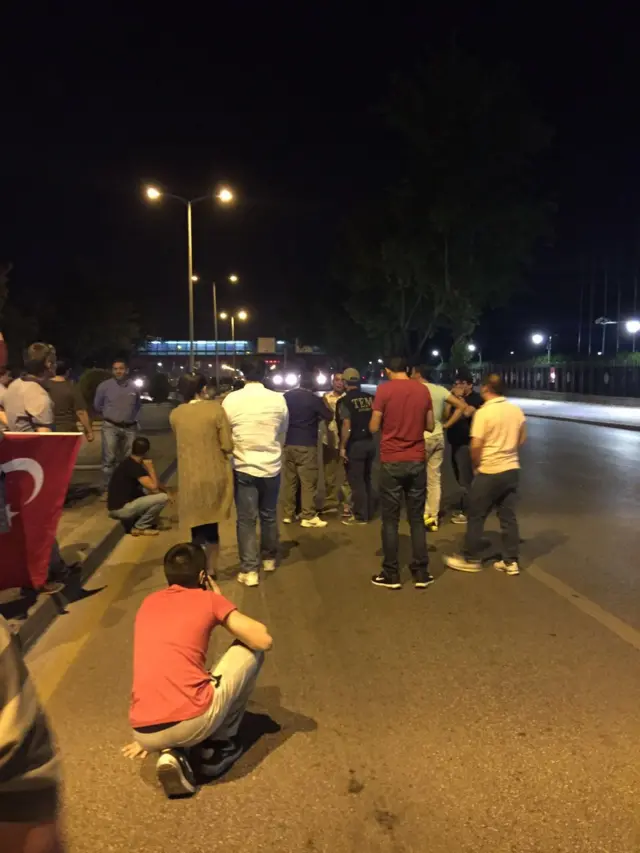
[{"x1": 445, "y1": 374, "x2": 526, "y2": 576}]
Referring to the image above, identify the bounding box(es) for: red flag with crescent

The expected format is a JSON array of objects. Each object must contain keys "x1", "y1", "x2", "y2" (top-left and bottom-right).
[{"x1": 0, "y1": 433, "x2": 82, "y2": 590}]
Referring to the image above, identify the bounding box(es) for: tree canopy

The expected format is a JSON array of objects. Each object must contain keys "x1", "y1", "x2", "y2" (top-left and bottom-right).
[{"x1": 339, "y1": 49, "x2": 554, "y2": 360}]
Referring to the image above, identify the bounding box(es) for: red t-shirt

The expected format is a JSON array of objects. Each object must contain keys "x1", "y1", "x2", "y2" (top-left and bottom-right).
[
  {"x1": 129, "y1": 585, "x2": 237, "y2": 727},
  {"x1": 373, "y1": 379, "x2": 432, "y2": 463}
]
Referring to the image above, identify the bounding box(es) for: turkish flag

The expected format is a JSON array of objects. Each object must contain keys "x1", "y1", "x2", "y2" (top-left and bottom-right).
[{"x1": 0, "y1": 433, "x2": 82, "y2": 590}]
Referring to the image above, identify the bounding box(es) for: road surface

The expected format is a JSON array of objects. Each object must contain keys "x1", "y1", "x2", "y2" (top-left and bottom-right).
[
  {"x1": 511, "y1": 396, "x2": 640, "y2": 429},
  {"x1": 27, "y1": 416, "x2": 640, "y2": 853}
]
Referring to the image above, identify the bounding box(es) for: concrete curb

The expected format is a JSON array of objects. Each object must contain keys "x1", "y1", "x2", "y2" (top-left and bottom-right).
[
  {"x1": 15, "y1": 458, "x2": 177, "y2": 653},
  {"x1": 525, "y1": 413, "x2": 640, "y2": 432}
]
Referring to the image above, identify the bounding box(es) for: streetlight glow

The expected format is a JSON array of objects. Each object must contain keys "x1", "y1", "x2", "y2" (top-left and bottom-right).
[
  {"x1": 219, "y1": 312, "x2": 229, "y2": 320},
  {"x1": 191, "y1": 275, "x2": 199, "y2": 283},
  {"x1": 467, "y1": 343, "x2": 477, "y2": 353},
  {"x1": 431, "y1": 349, "x2": 440, "y2": 357},
  {"x1": 229, "y1": 274, "x2": 239, "y2": 283},
  {"x1": 217, "y1": 187, "x2": 234, "y2": 204},
  {"x1": 145, "y1": 186, "x2": 161, "y2": 201},
  {"x1": 625, "y1": 319, "x2": 640, "y2": 335},
  {"x1": 237, "y1": 310, "x2": 248, "y2": 321},
  {"x1": 531, "y1": 333, "x2": 544, "y2": 346}
]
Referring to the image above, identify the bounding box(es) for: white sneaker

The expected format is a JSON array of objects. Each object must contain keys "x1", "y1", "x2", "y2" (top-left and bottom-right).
[
  {"x1": 237, "y1": 570, "x2": 259, "y2": 587},
  {"x1": 300, "y1": 516, "x2": 328, "y2": 529},
  {"x1": 282, "y1": 517, "x2": 293, "y2": 524},
  {"x1": 262, "y1": 559, "x2": 277, "y2": 572},
  {"x1": 156, "y1": 750, "x2": 196, "y2": 798},
  {"x1": 494, "y1": 560, "x2": 520, "y2": 576}
]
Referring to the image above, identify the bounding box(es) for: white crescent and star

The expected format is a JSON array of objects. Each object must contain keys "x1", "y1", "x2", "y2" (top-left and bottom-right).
[{"x1": 0, "y1": 458, "x2": 45, "y2": 527}]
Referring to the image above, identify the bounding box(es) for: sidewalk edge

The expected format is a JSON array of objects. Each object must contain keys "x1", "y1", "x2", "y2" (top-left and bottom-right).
[{"x1": 16, "y1": 458, "x2": 177, "y2": 652}]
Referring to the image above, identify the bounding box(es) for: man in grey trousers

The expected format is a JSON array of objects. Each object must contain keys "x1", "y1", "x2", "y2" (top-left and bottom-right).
[{"x1": 445, "y1": 374, "x2": 527, "y2": 576}]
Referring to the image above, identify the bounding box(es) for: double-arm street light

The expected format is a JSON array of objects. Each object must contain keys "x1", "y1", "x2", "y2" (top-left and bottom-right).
[
  {"x1": 219, "y1": 309, "x2": 248, "y2": 370},
  {"x1": 144, "y1": 184, "x2": 235, "y2": 371}
]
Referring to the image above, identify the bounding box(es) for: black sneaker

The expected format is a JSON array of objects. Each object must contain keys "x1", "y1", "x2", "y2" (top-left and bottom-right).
[
  {"x1": 371, "y1": 572, "x2": 402, "y2": 590},
  {"x1": 413, "y1": 571, "x2": 435, "y2": 589},
  {"x1": 156, "y1": 749, "x2": 197, "y2": 798},
  {"x1": 200, "y1": 738, "x2": 243, "y2": 778}
]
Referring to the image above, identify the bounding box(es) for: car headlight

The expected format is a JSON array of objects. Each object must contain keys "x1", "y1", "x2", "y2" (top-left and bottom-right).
[
  {"x1": 273, "y1": 374, "x2": 284, "y2": 386},
  {"x1": 285, "y1": 373, "x2": 298, "y2": 387},
  {"x1": 315, "y1": 372, "x2": 327, "y2": 385}
]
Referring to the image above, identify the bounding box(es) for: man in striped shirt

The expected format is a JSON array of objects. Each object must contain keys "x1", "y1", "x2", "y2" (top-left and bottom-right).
[{"x1": 0, "y1": 616, "x2": 63, "y2": 852}]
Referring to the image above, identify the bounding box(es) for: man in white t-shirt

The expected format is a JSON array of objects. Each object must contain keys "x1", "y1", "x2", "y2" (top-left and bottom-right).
[
  {"x1": 445, "y1": 374, "x2": 526, "y2": 575},
  {"x1": 410, "y1": 365, "x2": 470, "y2": 531},
  {"x1": 222, "y1": 358, "x2": 289, "y2": 588}
]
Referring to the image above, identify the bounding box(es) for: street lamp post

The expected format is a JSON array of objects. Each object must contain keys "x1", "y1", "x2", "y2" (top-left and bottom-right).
[
  {"x1": 213, "y1": 274, "x2": 239, "y2": 388},
  {"x1": 144, "y1": 184, "x2": 234, "y2": 371},
  {"x1": 531, "y1": 332, "x2": 552, "y2": 363},
  {"x1": 467, "y1": 342, "x2": 482, "y2": 365},
  {"x1": 219, "y1": 310, "x2": 248, "y2": 370}
]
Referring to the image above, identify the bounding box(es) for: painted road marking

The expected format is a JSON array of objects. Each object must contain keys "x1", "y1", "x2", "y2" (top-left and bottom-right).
[
  {"x1": 26, "y1": 534, "x2": 153, "y2": 705},
  {"x1": 528, "y1": 564, "x2": 640, "y2": 653}
]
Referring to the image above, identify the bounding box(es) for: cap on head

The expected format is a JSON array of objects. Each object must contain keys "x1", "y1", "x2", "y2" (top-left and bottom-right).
[{"x1": 342, "y1": 367, "x2": 361, "y2": 382}]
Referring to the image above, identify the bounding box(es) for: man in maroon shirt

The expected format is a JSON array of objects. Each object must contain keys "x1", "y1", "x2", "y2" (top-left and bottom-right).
[
  {"x1": 370, "y1": 356, "x2": 434, "y2": 590},
  {"x1": 123, "y1": 543, "x2": 273, "y2": 798}
]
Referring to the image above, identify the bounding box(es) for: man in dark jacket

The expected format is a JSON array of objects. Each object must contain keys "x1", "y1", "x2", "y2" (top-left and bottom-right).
[
  {"x1": 282, "y1": 372, "x2": 332, "y2": 528},
  {"x1": 338, "y1": 368, "x2": 376, "y2": 525}
]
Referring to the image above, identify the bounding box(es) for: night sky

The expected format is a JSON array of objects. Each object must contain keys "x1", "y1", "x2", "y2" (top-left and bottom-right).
[{"x1": 2, "y1": 1, "x2": 640, "y2": 360}]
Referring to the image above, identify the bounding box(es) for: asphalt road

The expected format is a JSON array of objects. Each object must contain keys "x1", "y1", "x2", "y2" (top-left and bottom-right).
[{"x1": 26, "y1": 416, "x2": 640, "y2": 853}]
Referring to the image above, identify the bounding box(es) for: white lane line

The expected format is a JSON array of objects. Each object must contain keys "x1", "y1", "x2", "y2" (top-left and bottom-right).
[{"x1": 528, "y1": 564, "x2": 640, "y2": 652}]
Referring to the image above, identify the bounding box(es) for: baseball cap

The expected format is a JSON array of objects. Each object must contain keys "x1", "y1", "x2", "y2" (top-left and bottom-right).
[{"x1": 342, "y1": 368, "x2": 361, "y2": 381}]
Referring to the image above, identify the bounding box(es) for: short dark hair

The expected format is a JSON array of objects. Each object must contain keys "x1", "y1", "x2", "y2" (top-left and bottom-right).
[
  {"x1": 456, "y1": 368, "x2": 474, "y2": 385},
  {"x1": 482, "y1": 373, "x2": 505, "y2": 396},
  {"x1": 300, "y1": 370, "x2": 315, "y2": 390},
  {"x1": 24, "y1": 342, "x2": 56, "y2": 377},
  {"x1": 164, "y1": 543, "x2": 206, "y2": 588},
  {"x1": 55, "y1": 358, "x2": 72, "y2": 377},
  {"x1": 386, "y1": 356, "x2": 408, "y2": 374},
  {"x1": 131, "y1": 435, "x2": 150, "y2": 456},
  {"x1": 413, "y1": 364, "x2": 431, "y2": 381},
  {"x1": 243, "y1": 358, "x2": 265, "y2": 383},
  {"x1": 112, "y1": 358, "x2": 128, "y2": 368},
  {"x1": 178, "y1": 372, "x2": 207, "y2": 402}
]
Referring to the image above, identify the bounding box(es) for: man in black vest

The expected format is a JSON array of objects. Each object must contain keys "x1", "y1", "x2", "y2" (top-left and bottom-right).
[{"x1": 338, "y1": 368, "x2": 375, "y2": 525}]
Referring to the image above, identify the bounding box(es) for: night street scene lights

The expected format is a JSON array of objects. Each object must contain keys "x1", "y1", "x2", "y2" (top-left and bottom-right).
[
  {"x1": 531, "y1": 332, "x2": 552, "y2": 363},
  {"x1": 143, "y1": 182, "x2": 236, "y2": 370},
  {"x1": 624, "y1": 319, "x2": 640, "y2": 335}
]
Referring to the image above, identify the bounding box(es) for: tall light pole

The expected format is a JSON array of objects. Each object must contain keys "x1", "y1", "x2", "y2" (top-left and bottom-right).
[
  {"x1": 219, "y1": 309, "x2": 248, "y2": 370},
  {"x1": 531, "y1": 332, "x2": 552, "y2": 363},
  {"x1": 144, "y1": 184, "x2": 235, "y2": 371},
  {"x1": 467, "y1": 342, "x2": 482, "y2": 365},
  {"x1": 213, "y1": 274, "x2": 239, "y2": 387}
]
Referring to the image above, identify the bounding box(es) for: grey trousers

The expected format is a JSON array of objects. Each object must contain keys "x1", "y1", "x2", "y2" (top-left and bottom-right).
[
  {"x1": 133, "y1": 643, "x2": 264, "y2": 753},
  {"x1": 282, "y1": 445, "x2": 318, "y2": 520},
  {"x1": 464, "y1": 469, "x2": 520, "y2": 562}
]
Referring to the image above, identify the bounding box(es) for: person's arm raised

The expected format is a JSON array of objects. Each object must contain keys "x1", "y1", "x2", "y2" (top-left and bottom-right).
[{"x1": 223, "y1": 610, "x2": 273, "y2": 651}]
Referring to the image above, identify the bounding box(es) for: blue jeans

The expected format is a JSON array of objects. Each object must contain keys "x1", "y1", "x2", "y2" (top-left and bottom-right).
[
  {"x1": 379, "y1": 461, "x2": 428, "y2": 576},
  {"x1": 101, "y1": 422, "x2": 138, "y2": 490},
  {"x1": 234, "y1": 471, "x2": 280, "y2": 572},
  {"x1": 109, "y1": 493, "x2": 169, "y2": 529}
]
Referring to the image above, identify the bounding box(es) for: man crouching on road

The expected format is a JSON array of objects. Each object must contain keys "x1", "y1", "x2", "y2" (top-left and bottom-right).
[{"x1": 122, "y1": 543, "x2": 272, "y2": 798}]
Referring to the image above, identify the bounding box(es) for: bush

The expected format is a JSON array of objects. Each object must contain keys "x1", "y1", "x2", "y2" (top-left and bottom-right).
[
  {"x1": 148, "y1": 372, "x2": 171, "y2": 403},
  {"x1": 78, "y1": 368, "x2": 111, "y2": 416}
]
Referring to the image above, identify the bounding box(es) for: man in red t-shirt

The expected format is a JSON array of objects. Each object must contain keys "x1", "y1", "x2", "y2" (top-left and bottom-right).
[
  {"x1": 122, "y1": 542, "x2": 273, "y2": 798},
  {"x1": 370, "y1": 356, "x2": 434, "y2": 590}
]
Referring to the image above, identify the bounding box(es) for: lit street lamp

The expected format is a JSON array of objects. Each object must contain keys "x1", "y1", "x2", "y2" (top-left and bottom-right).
[
  {"x1": 431, "y1": 349, "x2": 440, "y2": 357},
  {"x1": 467, "y1": 342, "x2": 482, "y2": 364},
  {"x1": 531, "y1": 332, "x2": 552, "y2": 363},
  {"x1": 219, "y1": 309, "x2": 249, "y2": 369},
  {"x1": 144, "y1": 183, "x2": 235, "y2": 370},
  {"x1": 213, "y1": 274, "x2": 240, "y2": 387},
  {"x1": 625, "y1": 319, "x2": 640, "y2": 335}
]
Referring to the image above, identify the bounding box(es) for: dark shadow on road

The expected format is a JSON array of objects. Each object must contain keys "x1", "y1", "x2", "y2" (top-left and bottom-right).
[{"x1": 204, "y1": 685, "x2": 318, "y2": 786}]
